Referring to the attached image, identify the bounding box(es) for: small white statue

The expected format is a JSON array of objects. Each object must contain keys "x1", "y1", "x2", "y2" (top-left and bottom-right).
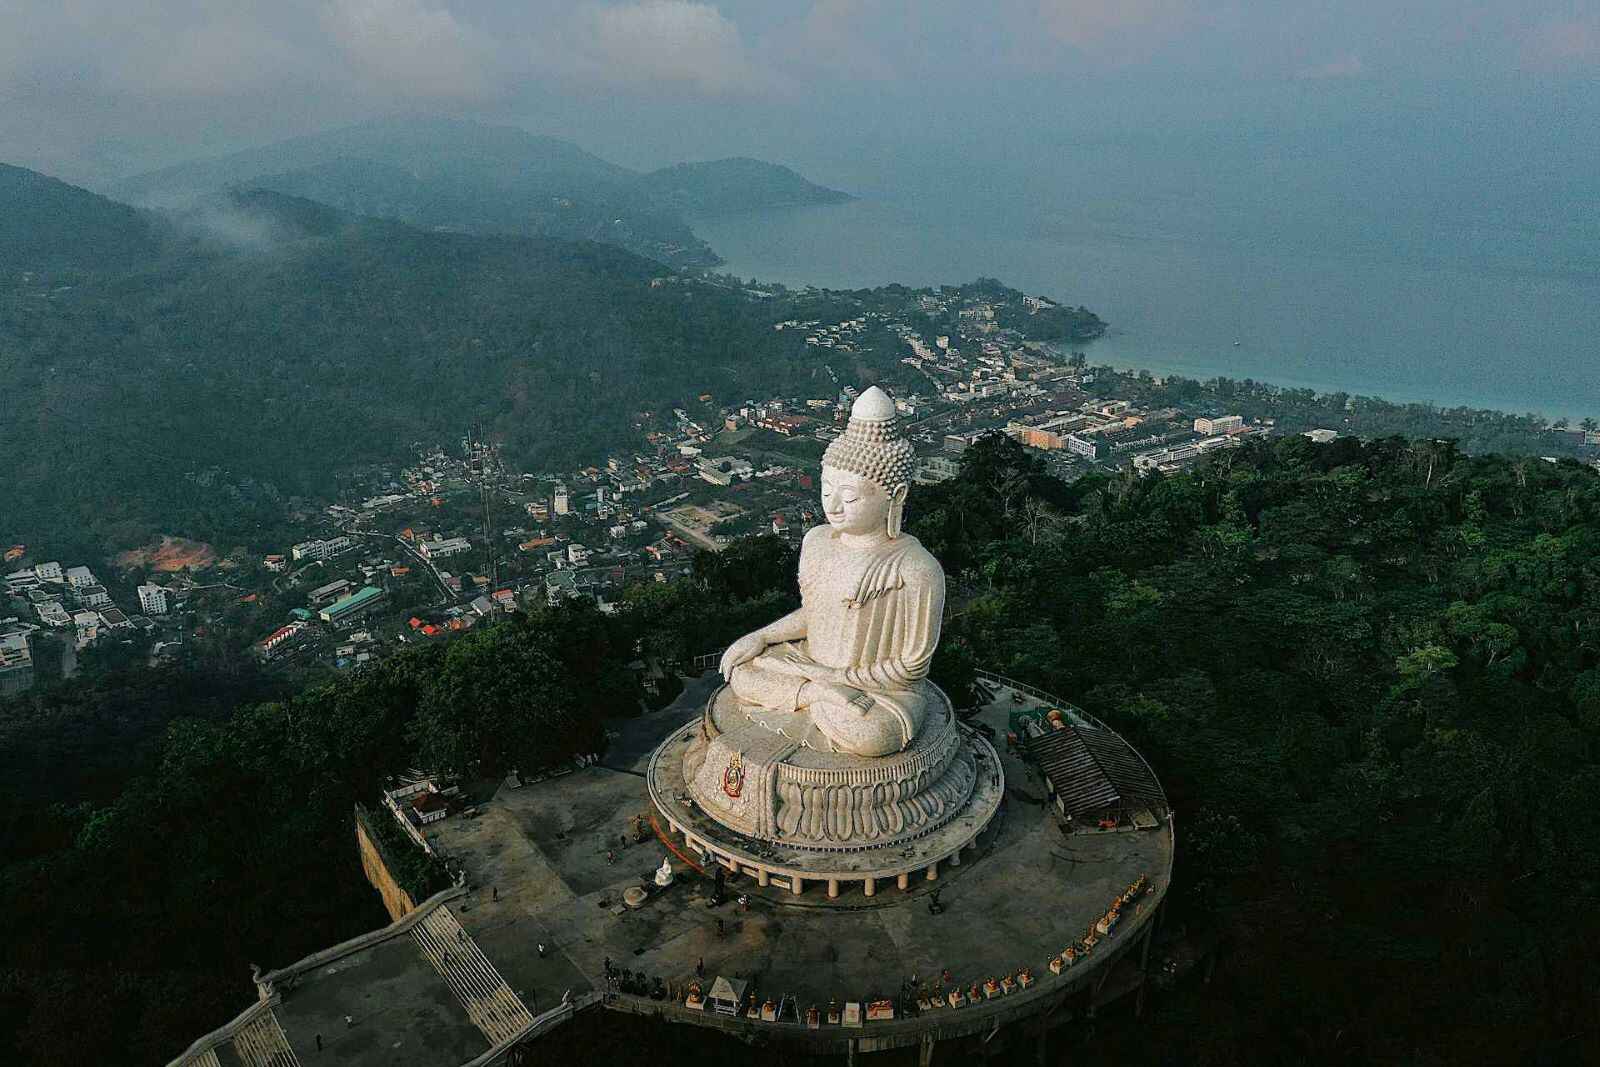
[{"x1": 654, "y1": 855, "x2": 674, "y2": 887}]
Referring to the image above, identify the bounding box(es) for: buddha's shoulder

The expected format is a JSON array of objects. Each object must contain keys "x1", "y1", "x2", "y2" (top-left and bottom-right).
[
  {"x1": 891, "y1": 535, "x2": 944, "y2": 582},
  {"x1": 801, "y1": 524, "x2": 833, "y2": 551}
]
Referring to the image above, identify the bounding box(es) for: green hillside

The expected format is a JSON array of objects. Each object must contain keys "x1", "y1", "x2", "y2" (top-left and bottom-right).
[
  {"x1": 638, "y1": 157, "x2": 853, "y2": 215},
  {"x1": 0, "y1": 163, "x2": 162, "y2": 273},
  {"x1": 0, "y1": 167, "x2": 830, "y2": 555}
]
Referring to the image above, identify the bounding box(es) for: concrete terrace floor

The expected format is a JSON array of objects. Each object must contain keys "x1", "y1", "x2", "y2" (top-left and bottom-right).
[
  {"x1": 439, "y1": 674, "x2": 1169, "y2": 1015},
  {"x1": 235, "y1": 675, "x2": 1171, "y2": 1065}
]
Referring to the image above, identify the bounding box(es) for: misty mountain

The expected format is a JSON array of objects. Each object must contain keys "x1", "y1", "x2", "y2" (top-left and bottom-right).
[
  {"x1": 163, "y1": 188, "x2": 350, "y2": 251},
  {"x1": 111, "y1": 116, "x2": 634, "y2": 201},
  {"x1": 106, "y1": 117, "x2": 850, "y2": 269},
  {"x1": 0, "y1": 165, "x2": 827, "y2": 555},
  {"x1": 639, "y1": 157, "x2": 853, "y2": 215},
  {"x1": 0, "y1": 162, "x2": 162, "y2": 273}
]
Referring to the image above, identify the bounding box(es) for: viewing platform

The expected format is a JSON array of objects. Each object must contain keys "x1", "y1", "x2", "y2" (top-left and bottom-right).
[{"x1": 169, "y1": 672, "x2": 1173, "y2": 1066}]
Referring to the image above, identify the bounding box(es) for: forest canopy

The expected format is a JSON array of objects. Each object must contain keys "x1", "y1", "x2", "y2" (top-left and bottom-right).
[{"x1": 2, "y1": 440, "x2": 1597, "y2": 1064}]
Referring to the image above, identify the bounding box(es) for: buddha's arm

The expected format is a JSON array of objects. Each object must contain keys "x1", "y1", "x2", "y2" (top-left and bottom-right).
[
  {"x1": 719, "y1": 607, "x2": 809, "y2": 677},
  {"x1": 840, "y1": 565, "x2": 944, "y2": 691},
  {"x1": 755, "y1": 607, "x2": 808, "y2": 645}
]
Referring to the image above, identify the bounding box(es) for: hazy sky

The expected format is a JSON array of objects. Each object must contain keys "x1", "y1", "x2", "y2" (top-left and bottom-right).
[{"x1": 3, "y1": 0, "x2": 1597, "y2": 183}]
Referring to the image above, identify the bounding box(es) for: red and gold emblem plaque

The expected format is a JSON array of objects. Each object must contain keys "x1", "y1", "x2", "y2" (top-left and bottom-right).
[{"x1": 721, "y1": 753, "x2": 745, "y2": 798}]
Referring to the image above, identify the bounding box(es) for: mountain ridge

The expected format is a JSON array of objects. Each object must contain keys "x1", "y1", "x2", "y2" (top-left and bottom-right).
[
  {"x1": 0, "y1": 162, "x2": 162, "y2": 272},
  {"x1": 640, "y1": 156, "x2": 854, "y2": 215},
  {"x1": 105, "y1": 117, "x2": 851, "y2": 268}
]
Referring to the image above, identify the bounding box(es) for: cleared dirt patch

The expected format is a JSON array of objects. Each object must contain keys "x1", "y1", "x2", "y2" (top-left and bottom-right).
[{"x1": 115, "y1": 535, "x2": 218, "y2": 573}]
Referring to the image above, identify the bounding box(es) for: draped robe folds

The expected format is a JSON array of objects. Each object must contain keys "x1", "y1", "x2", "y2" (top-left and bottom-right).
[{"x1": 728, "y1": 527, "x2": 945, "y2": 756}]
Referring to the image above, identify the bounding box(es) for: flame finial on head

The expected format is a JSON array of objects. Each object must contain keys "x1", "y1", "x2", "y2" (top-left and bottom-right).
[{"x1": 823, "y1": 386, "x2": 915, "y2": 491}]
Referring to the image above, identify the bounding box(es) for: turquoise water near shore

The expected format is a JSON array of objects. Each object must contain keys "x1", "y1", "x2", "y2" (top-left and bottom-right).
[{"x1": 690, "y1": 134, "x2": 1600, "y2": 419}]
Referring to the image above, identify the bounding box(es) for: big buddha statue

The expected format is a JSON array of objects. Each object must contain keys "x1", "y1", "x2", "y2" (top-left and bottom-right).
[
  {"x1": 718, "y1": 386, "x2": 945, "y2": 758},
  {"x1": 679, "y1": 388, "x2": 979, "y2": 852}
]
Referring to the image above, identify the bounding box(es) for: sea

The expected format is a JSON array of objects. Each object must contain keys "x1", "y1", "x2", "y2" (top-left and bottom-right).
[{"x1": 688, "y1": 118, "x2": 1600, "y2": 420}]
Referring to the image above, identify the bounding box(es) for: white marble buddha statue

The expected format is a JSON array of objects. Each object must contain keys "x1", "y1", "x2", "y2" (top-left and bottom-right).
[{"x1": 718, "y1": 387, "x2": 945, "y2": 758}]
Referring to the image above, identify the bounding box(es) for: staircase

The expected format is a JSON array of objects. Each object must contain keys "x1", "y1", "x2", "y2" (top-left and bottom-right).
[
  {"x1": 411, "y1": 906, "x2": 535, "y2": 1045},
  {"x1": 230, "y1": 1011, "x2": 302, "y2": 1067}
]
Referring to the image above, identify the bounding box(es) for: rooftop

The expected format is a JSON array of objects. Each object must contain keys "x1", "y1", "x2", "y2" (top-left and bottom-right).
[{"x1": 322, "y1": 586, "x2": 384, "y2": 618}]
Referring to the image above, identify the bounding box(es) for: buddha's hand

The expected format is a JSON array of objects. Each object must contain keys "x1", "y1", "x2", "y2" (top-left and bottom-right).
[{"x1": 719, "y1": 632, "x2": 769, "y2": 678}]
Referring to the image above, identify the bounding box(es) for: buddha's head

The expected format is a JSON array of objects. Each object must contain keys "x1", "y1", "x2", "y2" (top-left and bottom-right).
[
  {"x1": 821, "y1": 387, "x2": 915, "y2": 539},
  {"x1": 820, "y1": 464, "x2": 899, "y2": 536}
]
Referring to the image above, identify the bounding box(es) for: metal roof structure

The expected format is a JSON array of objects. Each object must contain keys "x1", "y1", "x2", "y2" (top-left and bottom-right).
[
  {"x1": 1025, "y1": 720, "x2": 1166, "y2": 819},
  {"x1": 320, "y1": 585, "x2": 384, "y2": 621}
]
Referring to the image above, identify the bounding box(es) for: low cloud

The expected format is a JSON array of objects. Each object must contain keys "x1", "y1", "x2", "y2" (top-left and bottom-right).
[
  {"x1": 322, "y1": 0, "x2": 498, "y2": 100},
  {"x1": 1298, "y1": 53, "x2": 1365, "y2": 80},
  {"x1": 1520, "y1": 16, "x2": 1600, "y2": 70},
  {"x1": 1033, "y1": 0, "x2": 1192, "y2": 58},
  {"x1": 784, "y1": 0, "x2": 899, "y2": 82},
  {"x1": 575, "y1": 0, "x2": 765, "y2": 94}
]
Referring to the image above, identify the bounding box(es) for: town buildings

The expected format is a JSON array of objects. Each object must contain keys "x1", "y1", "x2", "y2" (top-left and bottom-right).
[
  {"x1": 0, "y1": 631, "x2": 32, "y2": 695},
  {"x1": 138, "y1": 583, "x2": 169, "y2": 615},
  {"x1": 307, "y1": 579, "x2": 352, "y2": 605},
  {"x1": 1193, "y1": 415, "x2": 1245, "y2": 435},
  {"x1": 418, "y1": 536, "x2": 471, "y2": 561},
  {"x1": 291, "y1": 536, "x2": 355, "y2": 562},
  {"x1": 319, "y1": 586, "x2": 386, "y2": 627}
]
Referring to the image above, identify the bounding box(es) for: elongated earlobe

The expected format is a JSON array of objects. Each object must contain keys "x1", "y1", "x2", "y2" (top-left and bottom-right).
[{"x1": 886, "y1": 484, "x2": 908, "y2": 538}]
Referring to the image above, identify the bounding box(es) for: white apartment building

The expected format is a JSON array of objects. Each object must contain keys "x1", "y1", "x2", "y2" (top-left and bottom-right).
[
  {"x1": 418, "y1": 537, "x2": 471, "y2": 560},
  {"x1": 66, "y1": 565, "x2": 96, "y2": 590},
  {"x1": 138, "y1": 584, "x2": 169, "y2": 615},
  {"x1": 553, "y1": 484, "x2": 571, "y2": 516},
  {"x1": 34, "y1": 561, "x2": 63, "y2": 582},
  {"x1": 1194, "y1": 415, "x2": 1245, "y2": 435},
  {"x1": 291, "y1": 537, "x2": 355, "y2": 562}
]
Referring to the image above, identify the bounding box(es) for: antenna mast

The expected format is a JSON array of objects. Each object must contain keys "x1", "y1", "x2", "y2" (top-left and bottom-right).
[{"x1": 469, "y1": 421, "x2": 499, "y2": 596}]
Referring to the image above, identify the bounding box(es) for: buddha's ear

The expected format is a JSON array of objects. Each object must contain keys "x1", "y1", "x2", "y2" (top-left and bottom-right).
[{"x1": 887, "y1": 483, "x2": 909, "y2": 538}]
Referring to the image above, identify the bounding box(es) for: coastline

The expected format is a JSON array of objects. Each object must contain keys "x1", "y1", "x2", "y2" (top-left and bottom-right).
[
  {"x1": 690, "y1": 197, "x2": 1600, "y2": 427},
  {"x1": 1072, "y1": 335, "x2": 1594, "y2": 423}
]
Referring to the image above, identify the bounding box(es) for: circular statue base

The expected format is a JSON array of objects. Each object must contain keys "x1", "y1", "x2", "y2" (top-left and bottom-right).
[{"x1": 647, "y1": 684, "x2": 1004, "y2": 900}]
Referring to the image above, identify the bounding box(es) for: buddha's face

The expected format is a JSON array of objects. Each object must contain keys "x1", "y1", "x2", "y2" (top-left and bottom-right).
[{"x1": 821, "y1": 464, "x2": 893, "y2": 536}]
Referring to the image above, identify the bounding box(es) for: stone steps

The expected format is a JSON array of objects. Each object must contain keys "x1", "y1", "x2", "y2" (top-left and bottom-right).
[
  {"x1": 229, "y1": 1010, "x2": 301, "y2": 1067},
  {"x1": 411, "y1": 906, "x2": 533, "y2": 1045}
]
